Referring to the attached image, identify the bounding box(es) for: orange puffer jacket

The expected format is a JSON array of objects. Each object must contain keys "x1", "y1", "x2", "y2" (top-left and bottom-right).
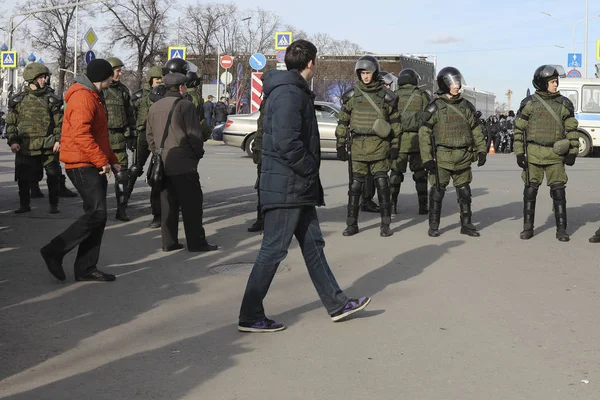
[{"x1": 60, "y1": 76, "x2": 118, "y2": 169}]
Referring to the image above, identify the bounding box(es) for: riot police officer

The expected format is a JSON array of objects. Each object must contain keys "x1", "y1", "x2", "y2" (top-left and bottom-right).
[
  {"x1": 418, "y1": 67, "x2": 487, "y2": 237},
  {"x1": 514, "y1": 65, "x2": 579, "y2": 242},
  {"x1": 390, "y1": 68, "x2": 431, "y2": 215},
  {"x1": 129, "y1": 66, "x2": 163, "y2": 228},
  {"x1": 104, "y1": 57, "x2": 136, "y2": 221},
  {"x1": 335, "y1": 56, "x2": 401, "y2": 237},
  {"x1": 6, "y1": 63, "x2": 63, "y2": 214}
]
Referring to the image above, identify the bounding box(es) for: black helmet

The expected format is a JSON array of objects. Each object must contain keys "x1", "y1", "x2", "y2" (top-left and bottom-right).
[
  {"x1": 355, "y1": 55, "x2": 380, "y2": 81},
  {"x1": 398, "y1": 68, "x2": 421, "y2": 86},
  {"x1": 532, "y1": 65, "x2": 559, "y2": 91},
  {"x1": 475, "y1": 110, "x2": 482, "y2": 119},
  {"x1": 186, "y1": 71, "x2": 200, "y2": 88},
  {"x1": 163, "y1": 58, "x2": 188, "y2": 75},
  {"x1": 436, "y1": 66, "x2": 465, "y2": 94}
]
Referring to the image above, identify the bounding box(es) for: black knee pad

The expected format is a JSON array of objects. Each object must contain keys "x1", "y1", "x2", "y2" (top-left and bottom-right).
[
  {"x1": 550, "y1": 183, "x2": 566, "y2": 201},
  {"x1": 456, "y1": 184, "x2": 471, "y2": 199},
  {"x1": 349, "y1": 179, "x2": 363, "y2": 194},
  {"x1": 351, "y1": 172, "x2": 365, "y2": 183},
  {"x1": 430, "y1": 187, "x2": 445, "y2": 202},
  {"x1": 523, "y1": 184, "x2": 538, "y2": 200},
  {"x1": 374, "y1": 176, "x2": 390, "y2": 191},
  {"x1": 413, "y1": 169, "x2": 427, "y2": 183}
]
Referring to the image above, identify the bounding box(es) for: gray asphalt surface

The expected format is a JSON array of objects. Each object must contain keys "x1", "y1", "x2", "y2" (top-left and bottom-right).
[{"x1": 1, "y1": 142, "x2": 600, "y2": 399}]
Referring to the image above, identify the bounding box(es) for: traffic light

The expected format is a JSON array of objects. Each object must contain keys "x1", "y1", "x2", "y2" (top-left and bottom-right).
[{"x1": 596, "y1": 64, "x2": 600, "y2": 79}]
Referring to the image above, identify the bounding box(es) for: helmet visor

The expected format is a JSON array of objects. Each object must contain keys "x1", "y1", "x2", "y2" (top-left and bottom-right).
[
  {"x1": 186, "y1": 61, "x2": 198, "y2": 74},
  {"x1": 442, "y1": 73, "x2": 466, "y2": 89},
  {"x1": 355, "y1": 59, "x2": 377, "y2": 73}
]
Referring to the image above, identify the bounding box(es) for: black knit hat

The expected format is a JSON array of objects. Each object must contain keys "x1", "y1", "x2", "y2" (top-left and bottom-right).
[{"x1": 86, "y1": 59, "x2": 114, "y2": 83}]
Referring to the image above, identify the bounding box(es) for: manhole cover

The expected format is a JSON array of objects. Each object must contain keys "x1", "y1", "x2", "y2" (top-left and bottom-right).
[{"x1": 209, "y1": 262, "x2": 289, "y2": 276}]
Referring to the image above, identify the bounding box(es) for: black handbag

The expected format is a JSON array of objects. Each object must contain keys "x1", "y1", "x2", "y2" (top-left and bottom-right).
[{"x1": 147, "y1": 98, "x2": 182, "y2": 188}]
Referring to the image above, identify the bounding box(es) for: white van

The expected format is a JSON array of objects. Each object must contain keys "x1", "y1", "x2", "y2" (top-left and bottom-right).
[{"x1": 557, "y1": 78, "x2": 600, "y2": 157}]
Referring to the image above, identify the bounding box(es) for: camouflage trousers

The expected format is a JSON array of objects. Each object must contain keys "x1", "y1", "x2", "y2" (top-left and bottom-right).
[
  {"x1": 351, "y1": 159, "x2": 390, "y2": 179},
  {"x1": 521, "y1": 162, "x2": 567, "y2": 187},
  {"x1": 429, "y1": 166, "x2": 473, "y2": 189},
  {"x1": 390, "y1": 152, "x2": 427, "y2": 187}
]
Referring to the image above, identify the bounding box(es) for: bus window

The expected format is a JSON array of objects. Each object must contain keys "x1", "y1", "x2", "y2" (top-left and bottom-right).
[
  {"x1": 561, "y1": 89, "x2": 578, "y2": 111},
  {"x1": 582, "y1": 85, "x2": 600, "y2": 112}
]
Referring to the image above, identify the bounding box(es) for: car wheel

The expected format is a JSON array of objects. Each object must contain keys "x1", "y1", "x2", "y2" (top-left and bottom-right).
[
  {"x1": 578, "y1": 132, "x2": 592, "y2": 157},
  {"x1": 245, "y1": 134, "x2": 255, "y2": 157}
]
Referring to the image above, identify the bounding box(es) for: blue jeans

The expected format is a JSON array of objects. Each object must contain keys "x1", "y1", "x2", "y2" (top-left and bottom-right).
[
  {"x1": 239, "y1": 206, "x2": 348, "y2": 323},
  {"x1": 43, "y1": 167, "x2": 108, "y2": 276}
]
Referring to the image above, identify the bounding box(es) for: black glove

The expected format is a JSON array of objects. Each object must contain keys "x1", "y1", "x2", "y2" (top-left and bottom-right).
[
  {"x1": 516, "y1": 154, "x2": 527, "y2": 169},
  {"x1": 477, "y1": 152, "x2": 487, "y2": 167},
  {"x1": 126, "y1": 136, "x2": 137, "y2": 152},
  {"x1": 389, "y1": 147, "x2": 399, "y2": 161},
  {"x1": 337, "y1": 146, "x2": 348, "y2": 162},
  {"x1": 564, "y1": 153, "x2": 576, "y2": 166},
  {"x1": 423, "y1": 160, "x2": 436, "y2": 172},
  {"x1": 252, "y1": 150, "x2": 261, "y2": 165}
]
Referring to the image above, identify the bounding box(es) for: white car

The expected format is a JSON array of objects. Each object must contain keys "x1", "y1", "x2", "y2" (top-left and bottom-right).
[{"x1": 222, "y1": 101, "x2": 341, "y2": 156}]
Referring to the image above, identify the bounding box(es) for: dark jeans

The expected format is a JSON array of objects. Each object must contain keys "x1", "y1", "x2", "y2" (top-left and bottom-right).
[
  {"x1": 43, "y1": 167, "x2": 108, "y2": 275},
  {"x1": 239, "y1": 206, "x2": 348, "y2": 323},
  {"x1": 161, "y1": 171, "x2": 208, "y2": 249}
]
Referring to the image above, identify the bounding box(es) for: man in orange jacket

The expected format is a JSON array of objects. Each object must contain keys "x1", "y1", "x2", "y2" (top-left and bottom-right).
[{"x1": 40, "y1": 59, "x2": 122, "y2": 283}]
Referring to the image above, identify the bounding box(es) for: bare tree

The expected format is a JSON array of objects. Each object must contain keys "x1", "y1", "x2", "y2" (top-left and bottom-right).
[
  {"x1": 101, "y1": 0, "x2": 168, "y2": 90},
  {"x1": 17, "y1": 0, "x2": 88, "y2": 96},
  {"x1": 181, "y1": 1, "x2": 230, "y2": 83}
]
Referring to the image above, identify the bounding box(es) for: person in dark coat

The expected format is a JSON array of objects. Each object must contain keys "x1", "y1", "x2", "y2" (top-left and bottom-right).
[
  {"x1": 203, "y1": 95, "x2": 214, "y2": 127},
  {"x1": 212, "y1": 97, "x2": 228, "y2": 125},
  {"x1": 237, "y1": 40, "x2": 371, "y2": 333},
  {"x1": 146, "y1": 73, "x2": 218, "y2": 252}
]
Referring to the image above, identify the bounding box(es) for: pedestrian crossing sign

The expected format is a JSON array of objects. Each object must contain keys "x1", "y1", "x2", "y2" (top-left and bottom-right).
[
  {"x1": 168, "y1": 46, "x2": 186, "y2": 60},
  {"x1": 1, "y1": 51, "x2": 17, "y2": 69},
  {"x1": 275, "y1": 32, "x2": 292, "y2": 50}
]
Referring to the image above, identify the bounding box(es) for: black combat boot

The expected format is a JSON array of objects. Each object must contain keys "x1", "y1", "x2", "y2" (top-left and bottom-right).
[
  {"x1": 457, "y1": 185, "x2": 480, "y2": 237},
  {"x1": 115, "y1": 183, "x2": 130, "y2": 222},
  {"x1": 589, "y1": 228, "x2": 600, "y2": 243},
  {"x1": 520, "y1": 184, "x2": 538, "y2": 240},
  {"x1": 30, "y1": 181, "x2": 44, "y2": 198},
  {"x1": 343, "y1": 179, "x2": 362, "y2": 236},
  {"x1": 248, "y1": 208, "x2": 263, "y2": 232},
  {"x1": 550, "y1": 184, "x2": 569, "y2": 242},
  {"x1": 415, "y1": 173, "x2": 429, "y2": 215},
  {"x1": 59, "y1": 174, "x2": 78, "y2": 197},
  {"x1": 375, "y1": 176, "x2": 393, "y2": 237},
  {"x1": 360, "y1": 173, "x2": 379, "y2": 213},
  {"x1": 428, "y1": 186, "x2": 445, "y2": 237}
]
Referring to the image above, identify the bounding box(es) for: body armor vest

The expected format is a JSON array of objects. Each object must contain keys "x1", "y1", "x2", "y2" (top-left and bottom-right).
[
  {"x1": 397, "y1": 86, "x2": 425, "y2": 132},
  {"x1": 432, "y1": 100, "x2": 473, "y2": 148},
  {"x1": 349, "y1": 90, "x2": 389, "y2": 135},
  {"x1": 16, "y1": 94, "x2": 52, "y2": 139},
  {"x1": 527, "y1": 98, "x2": 565, "y2": 145},
  {"x1": 104, "y1": 84, "x2": 129, "y2": 129}
]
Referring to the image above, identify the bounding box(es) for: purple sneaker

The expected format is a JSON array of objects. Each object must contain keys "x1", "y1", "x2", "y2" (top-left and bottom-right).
[
  {"x1": 238, "y1": 318, "x2": 286, "y2": 333},
  {"x1": 330, "y1": 297, "x2": 371, "y2": 322}
]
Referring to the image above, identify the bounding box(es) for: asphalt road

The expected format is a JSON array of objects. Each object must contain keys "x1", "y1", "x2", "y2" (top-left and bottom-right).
[{"x1": 1, "y1": 143, "x2": 600, "y2": 399}]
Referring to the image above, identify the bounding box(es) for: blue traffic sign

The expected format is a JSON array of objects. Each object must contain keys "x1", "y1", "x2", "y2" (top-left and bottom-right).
[
  {"x1": 567, "y1": 69, "x2": 582, "y2": 78},
  {"x1": 85, "y1": 50, "x2": 96, "y2": 65},
  {"x1": 276, "y1": 50, "x2": 286, "y2": 63},
  {"x1": 249, "y1": 53, "x2": 266, "y2": 70},
  {"x1": 568, "y1": 53, "x2": 582, "y2": 68},
  {"x1": 1, "y1": 51, "x2": 17, "y2": 68},
  {"x1": 168, "y1": 46, "x2": 186, "y2": 60}
]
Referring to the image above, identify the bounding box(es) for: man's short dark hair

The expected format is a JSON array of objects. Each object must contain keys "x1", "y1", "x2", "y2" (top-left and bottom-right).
[{"x1": 284, "y1": 40, "x2": 317, "y2": 72}]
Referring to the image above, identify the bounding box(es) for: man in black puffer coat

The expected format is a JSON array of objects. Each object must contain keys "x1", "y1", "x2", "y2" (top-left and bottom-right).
[{"x1": 237, "y1": 40, "x2": 371, "y2": 333}]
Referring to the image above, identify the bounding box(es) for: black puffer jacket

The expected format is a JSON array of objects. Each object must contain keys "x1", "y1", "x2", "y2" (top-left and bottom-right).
[
  {"x1": 260, "y1": 69, "x2": 324, "y2": 211},
  {"x1": 213, "y1": 101, "x2": 228, "y2": 123}
]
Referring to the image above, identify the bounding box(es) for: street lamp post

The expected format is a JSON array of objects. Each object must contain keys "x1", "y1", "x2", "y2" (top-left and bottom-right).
[{"x1": 540, "y1": 5, "x2": 600, "y2": 77}]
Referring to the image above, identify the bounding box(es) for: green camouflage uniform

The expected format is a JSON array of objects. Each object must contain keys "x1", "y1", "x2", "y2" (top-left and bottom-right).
[
  {"x1": 514, "y1": 91, "x2": 579, "y2": 186},
  {"x1": 186, "y1": 88, "x2": 211, "y2": 141},
  {"x1": 104, "y1": 80, "x2": 135, "y2": 168},
  {"x1": 418, "y1": 94, "x2": 486, "y2": 234},
  {"x1": 391, "y1": 83, "x2": 430, "y2": 213},
  {"x1": 513, "y1": 90, "x2": 579, "y2": 241},
  {"x1": 6, "y1": 86, "x2": 62, "y2": 209},
  {"x1": 335, "y1": 80, "x2": 401, "y2": 234}
]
